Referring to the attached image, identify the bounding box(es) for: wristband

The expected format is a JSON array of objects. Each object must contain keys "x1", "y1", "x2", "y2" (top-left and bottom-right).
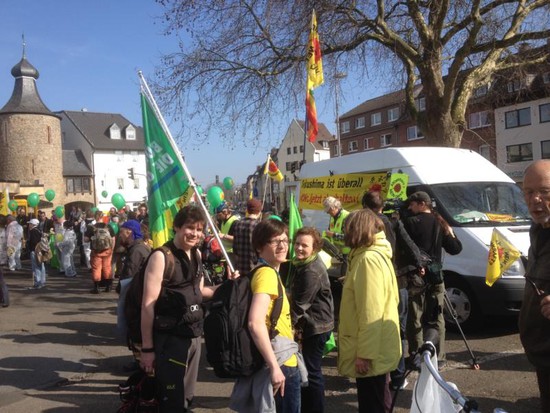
[{"x1": 141, "y1": 347, "x2": 155, "y2": 353}]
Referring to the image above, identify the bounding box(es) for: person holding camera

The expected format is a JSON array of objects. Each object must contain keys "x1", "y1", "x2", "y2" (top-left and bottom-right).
[{"x1": 403, "y1": 191, "x2": 462, "y2": 367}]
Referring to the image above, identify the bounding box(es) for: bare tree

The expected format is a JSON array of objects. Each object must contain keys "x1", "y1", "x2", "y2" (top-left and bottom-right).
[{"x1": 153, "y1": 0, "x2": 550, "y2": 147}]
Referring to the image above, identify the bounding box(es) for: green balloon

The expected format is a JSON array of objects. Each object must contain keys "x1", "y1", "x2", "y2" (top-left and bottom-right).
[
  {"x1": 109, "y1": 221, "x2": 119, "y2": 235},
  {"x1": 45, "y1": 189, "x2": 55, "y2": 202},
  {"x1": 111, "y1": 193, "x2": 126, "y2": 210},
  {"x1": 54, "y1": 206, "x2": 65, "y2": 219},
  {"x1": 91, "y1": 207, "x2": 98, "y2": 213},
  {"x1": 27, "y1": 192, "x2": 40, "y2": 208},
  {"x1": 223, "y1": 177, "x2": 234, "y2": 190},
  {"x1": 101, "y1": 190, "x2": 109, "y2": 198},
  {"x1": 206, "y1": 186, "x2": 225, "y2": 209},
  {"x1": 196, "y1": 185, "x2": 204, "y2": 196},
  {"x1": 8, "y1": 200, "x2": 18, "y2": 212}
]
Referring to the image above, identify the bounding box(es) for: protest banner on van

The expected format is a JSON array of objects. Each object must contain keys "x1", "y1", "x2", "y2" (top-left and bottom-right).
[{"x1": 298, "y1": 172, "x2": 388, "y2": 210}]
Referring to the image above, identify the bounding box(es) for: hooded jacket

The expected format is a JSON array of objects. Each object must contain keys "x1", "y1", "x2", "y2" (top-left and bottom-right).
[{"x1": 338, "y1": 231, "x2": 401, "y2": 378}]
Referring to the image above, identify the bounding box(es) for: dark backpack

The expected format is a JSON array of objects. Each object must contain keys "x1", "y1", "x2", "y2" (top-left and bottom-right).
[
  {"x1": 124, "y1": 246, "x2": 176, "y2": 344},
  {"x1": 203, "y1": 265, "x2": 283, "y2": 378},
  {"x1": 200, "y1": 235, "x2": 223, "y2": 263}
]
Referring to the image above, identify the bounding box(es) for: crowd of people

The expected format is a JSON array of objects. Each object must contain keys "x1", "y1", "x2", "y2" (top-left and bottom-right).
[{"x1": 2, "y1": 159, "x2": 550, "y2": 413}]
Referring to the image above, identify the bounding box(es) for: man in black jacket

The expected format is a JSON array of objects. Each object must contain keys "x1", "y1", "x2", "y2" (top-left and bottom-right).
[
  {"x1": 519, "y1": 160, "x2": 550, "y2": 412},
  {"x1": 403, "y1": 191, "x2": 462, "y2": 366}
]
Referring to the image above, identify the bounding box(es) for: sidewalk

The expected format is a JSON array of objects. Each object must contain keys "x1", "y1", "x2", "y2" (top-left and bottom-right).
[{"x1": 0, "y1": 259, "x2": 541, "y2": 412}]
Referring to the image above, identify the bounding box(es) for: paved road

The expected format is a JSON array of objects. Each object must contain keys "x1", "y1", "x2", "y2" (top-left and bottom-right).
[{"x1": 0, "y1": 262, "x2": 540, "y2": 412}]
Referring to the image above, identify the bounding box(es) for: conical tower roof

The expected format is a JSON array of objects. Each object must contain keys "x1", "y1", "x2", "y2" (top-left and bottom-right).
[{"x1": 0, "y1": 51, "x2": 59, "y2": 118}]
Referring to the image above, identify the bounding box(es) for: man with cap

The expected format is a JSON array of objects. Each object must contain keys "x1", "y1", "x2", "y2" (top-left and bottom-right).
[
  {"x1": 403, "y1": 191, "x2": 462, "y2": 366},
  {"x1": 215, "y1": 201, "x2": 240, "y2": 256},
  {"x1": 232, "y1": 198, "x2": 262, "y2": 275},
  {"x1": 116, "y1": 219, "x2": 152, "y2": 371},
  {"x1": 27, "y1": 218, "x2": 46, "y2": 289}
]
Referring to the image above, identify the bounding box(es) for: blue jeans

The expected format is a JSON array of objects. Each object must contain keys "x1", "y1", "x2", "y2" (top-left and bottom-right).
[
  {"x1": 30, "y1": 251, "x2": 46, "y2": 287},
  {"x1": 275, "y1": 365, "x2": 301, "y2": 413},
  {"x1": 301, "y1": 331, "x2": 330, "y2": 413},
  {"x1": 390, "y1": 288, "x2": 408, "y2": 386}
]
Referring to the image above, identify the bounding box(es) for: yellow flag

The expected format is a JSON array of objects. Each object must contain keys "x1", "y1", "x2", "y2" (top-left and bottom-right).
[
  {"x1": 485, "y1": 229, "x2": 521, "y2": 286},
  {"x1": 0, "y1": 189, "x2": 9, "y2": 215},
  {"x1": 306, "y1": 10, "x2": 324, "y2": 90}
]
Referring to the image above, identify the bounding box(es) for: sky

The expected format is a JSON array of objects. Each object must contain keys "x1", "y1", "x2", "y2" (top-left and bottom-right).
[{"x1": 0, "y1": 1, "x2": 379, "y2": 187}]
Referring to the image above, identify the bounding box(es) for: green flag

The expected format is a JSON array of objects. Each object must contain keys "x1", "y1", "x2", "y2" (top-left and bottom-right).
[
  {"x1": 141, "y1": 93, "x2": 189, "y2": 247},
  {"x1": 288, "y1": 193, "x2": 303, "y2": 259}
]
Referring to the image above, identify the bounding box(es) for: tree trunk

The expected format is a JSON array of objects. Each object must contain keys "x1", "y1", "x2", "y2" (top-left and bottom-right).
[{"x1": 422, "y1": 110, "x2": 462, "y2": 148}]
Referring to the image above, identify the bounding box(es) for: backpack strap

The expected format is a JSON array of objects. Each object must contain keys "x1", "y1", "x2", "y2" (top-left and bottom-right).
[
  {"x1": 250, "y1": 264, "x2": 284, "y2": 340},
  {"x1": 155, "y1": 245, "x2": 176, "y2": 282}
]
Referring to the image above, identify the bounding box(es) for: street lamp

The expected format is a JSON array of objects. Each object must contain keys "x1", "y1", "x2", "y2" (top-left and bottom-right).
[{"x1": 334, "y1": 71, "x2": 347, "y2": 157}]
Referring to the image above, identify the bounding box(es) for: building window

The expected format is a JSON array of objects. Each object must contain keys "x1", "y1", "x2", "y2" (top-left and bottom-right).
[
  {"x1": 364, "y1": 137, "x2": 374, "y2": 150},
  {"x1": 131, "y1": 151, "x2": 139, "y2": 162},
  {"x1": 321, "y1": 141, "x2": 329, "y2": 149},
  {"x1": 355, "y1": 117, "x2": 365, "y2": 129},
  {"x1": 333, "y1": 145, "x2": 341, "y2": 156},
  {"x1": 125, "y1": 125, "x2": 136, "y2": 140},
  {"x1": 380, "y1": 134, "x2": 392, "y2": 147},
  {"x1": 82, "y1": 178, "x2": 90, "y2": 191},
  {"x1": 540, "y1": 103, "x2": 550, "y2": 123},
  {"x1": 299, "y1": 145, "x2": 304, "y2": 153},
  {"x1": 469, "y1": 111, "x2": 491, "y2": 129},
  {"x1": 473, "y1": 84, "x2": 489, "y2": 97},
  {"x1": 371, "y1": 112, "x2": 381, "y2": 126},
  {"x1": 286, "y1": 162, "x2": 292, "y2": 171},
  {"x1": 133, "y1": 178, "x2": 140, "y2": 189},
  {"x1": 388, "y1": 107, "x2": 400, "y2": 122},
  {"x1": 541, "y1": 141, "x2": 550, "y2": 159},
  {"x1": 110, "y1": 123, "x2": 121, "y2": 139},
  {"x1": 505, "y1": 108, "x2": 531, "y2": 129},
  {"x1": 118, "y1": 178, "x2": 124, "y2": 190},
  {"x1": 348, "y1": 141, "x2": 358, "y2": 152},
  {"x1": 507, "y1": 75, "x2": 535, "y2": 93},
  {"x1": 66, "y1": 179, "x2": 74, "y2": 193},
  {"x1": 32, "y1": 159, "x2": 35, "y2": 175},
  {"x1": 66, "y1": 177, "x2": 91, "y2": 194},
  {"x1": 407, "y1": 126, "x2": 424, "y2": 141},
  {"x1": 115, "y1": 150, "x2": 123, "y2": 162},
  {"x1": 506, "y1": 143, "x2": 533, "y2": 163},
  {"x1": 415, "y1": 97, "x2": 426, "y2": 111},
  {"x1": 287, "y1": 147, "x2": 291, "y2": 155},
  {"x1": 293, "y1": 146, "x2": 297, "y2": 154},
  {"x1": 47, "y1": 126, "x2": 52, "y2": 144},
  {"x1": 479, "y1": 145, "x2": 491, "y2": 160},
  {"x1": 544, "y1": 72, "x2": 550, "y2": 84},
  {"x1": 341, "y1": 121, "x2": 350, "y2": 134}
]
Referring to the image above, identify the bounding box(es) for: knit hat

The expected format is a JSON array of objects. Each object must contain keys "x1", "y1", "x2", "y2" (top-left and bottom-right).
[
  {"x1": 215, "y1": 202, "x2": 229, "y2": 214},
  {"x1": 120, "y1": 219, "x2": 143, "y2": 240}
]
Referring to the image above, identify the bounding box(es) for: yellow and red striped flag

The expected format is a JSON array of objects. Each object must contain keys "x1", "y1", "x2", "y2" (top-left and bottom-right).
[
  {"x1": 305, "y1": 9, "x2": 324, "y2": 143},
  {"x1": 264, "y1": 156, "x2": 284, "y2": 181}
]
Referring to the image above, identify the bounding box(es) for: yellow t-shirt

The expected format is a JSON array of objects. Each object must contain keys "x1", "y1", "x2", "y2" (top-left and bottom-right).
[{"x1": 251, "y1": 266, "x2": 297, "y2": 367}]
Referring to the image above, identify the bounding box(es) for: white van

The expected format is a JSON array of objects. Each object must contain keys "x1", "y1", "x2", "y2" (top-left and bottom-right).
[{"x1": 297, "y1": 147, "x2": 530, "y2": 329}]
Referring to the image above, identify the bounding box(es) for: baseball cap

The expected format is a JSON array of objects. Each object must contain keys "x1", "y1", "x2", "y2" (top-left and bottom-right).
[
  {"x1": 29, "y1": 218, "x2": 39, "y2": 226},
  {"x1": 407, "y1": 191, "x2": 431, "y2": 204}
]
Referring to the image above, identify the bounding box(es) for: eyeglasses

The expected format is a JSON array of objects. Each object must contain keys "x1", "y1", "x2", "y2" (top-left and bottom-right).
[
  {"x1": 268, "y1": 238, "x2": 289, "y2": 247},
  {"x1": 525, "y1": 276, "x2": 547, "y2": 297},
  {"x1": 523, "y1": 188, "x2": 550, "y2": 200}
]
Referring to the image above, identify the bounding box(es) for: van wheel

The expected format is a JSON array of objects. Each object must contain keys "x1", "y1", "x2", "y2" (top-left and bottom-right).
[{"x1": 444, "y1": 274, "x2": 483, "y2": 332}]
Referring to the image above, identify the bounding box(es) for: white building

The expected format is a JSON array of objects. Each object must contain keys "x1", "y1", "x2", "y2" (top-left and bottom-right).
[
  {"x1": 495, "y1": 96, "x2": 550, "y2": 182},
  {"x1": 276, "y1": 119, "x2": 334, "y2": 208}
]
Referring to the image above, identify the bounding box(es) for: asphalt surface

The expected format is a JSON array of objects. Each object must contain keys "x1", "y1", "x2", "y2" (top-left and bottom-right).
[{"x1": 0, "y1": 260, "x2": 541, "y2": 412}]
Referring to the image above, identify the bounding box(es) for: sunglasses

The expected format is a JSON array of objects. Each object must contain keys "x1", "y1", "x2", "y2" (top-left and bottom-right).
[{"x1": 525, "y1": 276, "x2": 547, "y2": 297}]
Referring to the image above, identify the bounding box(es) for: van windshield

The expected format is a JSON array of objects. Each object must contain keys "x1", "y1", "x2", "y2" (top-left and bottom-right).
[{"x1": 431, "y1": 182, "x2": 531, "y2": 226}]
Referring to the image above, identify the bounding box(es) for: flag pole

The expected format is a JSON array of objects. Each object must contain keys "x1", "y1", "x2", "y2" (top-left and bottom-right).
[
  {"x1": 138, "y1": 71, "x2": 235, "y2": 273},
  {"x1": 261, "y1": 154, "x2": 271, "y2": 216}
]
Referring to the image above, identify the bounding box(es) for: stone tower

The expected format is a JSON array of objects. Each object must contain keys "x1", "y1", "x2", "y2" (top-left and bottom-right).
[{"x1": 0, "y1": 49, "x2": 65, "y2": 207}]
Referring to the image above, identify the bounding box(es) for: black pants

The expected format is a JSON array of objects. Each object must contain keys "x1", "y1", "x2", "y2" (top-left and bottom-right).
[
  {"x1": 154, "y1": 333, "x2": 191, "y2": 413},
  {"x1": 301, "y1": 331, "x2": 331, "y2": 413},
  {"x1": 356, "y1": 374, "x2": 391, "y2": 413},
  {"x1": 536, "y1": 367, "x2": 550, "y2": 413}
]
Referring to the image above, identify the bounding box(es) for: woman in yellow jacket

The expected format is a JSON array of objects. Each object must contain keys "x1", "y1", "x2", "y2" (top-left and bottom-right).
[{"x1": 338, "y1": 209, "x2": 401, "y2": 413}]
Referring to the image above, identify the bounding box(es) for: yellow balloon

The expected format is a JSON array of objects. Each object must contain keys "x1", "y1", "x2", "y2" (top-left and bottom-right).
[{"x1": 55, "y1": 233, "x2": 64, "y2": 242}]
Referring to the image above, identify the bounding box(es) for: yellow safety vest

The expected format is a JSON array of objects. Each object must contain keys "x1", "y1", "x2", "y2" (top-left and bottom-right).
[
  {"x1": 329, "y1": 209, "x2": 350, "y2": 254},
  {"x1": 221, "y1": 214, "x2": 239, "y2": 252}
]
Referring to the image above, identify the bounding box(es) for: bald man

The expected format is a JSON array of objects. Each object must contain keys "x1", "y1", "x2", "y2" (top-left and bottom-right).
[{"x1": 519, "y1": 159, "x2": 550, "y2": 413}]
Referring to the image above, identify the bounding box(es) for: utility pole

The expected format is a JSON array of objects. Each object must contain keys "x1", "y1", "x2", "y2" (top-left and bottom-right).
[{"x1": 334, "y1": 72, "x2": 347, "y2": 157}]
